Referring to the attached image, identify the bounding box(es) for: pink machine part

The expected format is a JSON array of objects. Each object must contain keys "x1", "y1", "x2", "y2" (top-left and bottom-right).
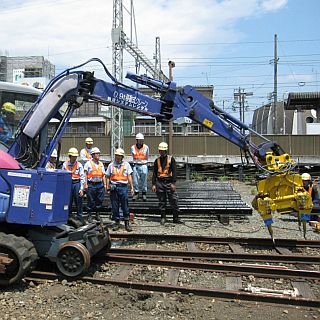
[{"x1": 0, "y1": 150, "x2": 20, "y2": 169}]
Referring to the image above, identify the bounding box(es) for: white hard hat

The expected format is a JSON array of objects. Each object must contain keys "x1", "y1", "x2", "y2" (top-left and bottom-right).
[
  {"x1": 51, "y1": 149, "x2": 57, "y2": 157},
  {"x1": 115, "y1": 148, "x2": 125, "y2": 156},
  {"x1": 158, "y1": 142, "x2": 168, "y2": 151},
  {"x1": 68, "y1": 147, "x2": 79, "y2": 157},
  {"x1": 90, "y1": 147, "x2": 101, "y2": 155},
  {"x1": 135, "y1": 133, "x2": 144, "y2": 140},
  {"x1": 301, "y1": 173, "x2": 311, "y2": 181}
]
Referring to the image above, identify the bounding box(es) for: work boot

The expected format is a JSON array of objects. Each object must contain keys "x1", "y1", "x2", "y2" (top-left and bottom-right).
[
  {"x1": 112, "y1": 220, "x2": 121, "y2": 231},
  {"x1": 173, "y1": 218, "x2": 183, "y2": 224},
  {"x1": 95, "y1": 212, "x2": 101, "y2": 222},
  {"x1": 160, "y1": 214, "x2": 166, "y2": 225},
  {"x1": 125, "y1": 220, "x2": 132, "y2": 232},
  {"x1": 132, "y1": 192, "x2": 139, "y2": 201},
  {"x1": 160, "y1": 218, "x2": 166, "y2": 225},
  {"x1": 142, "y1": 192, "x2": 147, "y2": 202},
  {"x1": 173, "y1": 211, "x2": 183, "y2": 224}
]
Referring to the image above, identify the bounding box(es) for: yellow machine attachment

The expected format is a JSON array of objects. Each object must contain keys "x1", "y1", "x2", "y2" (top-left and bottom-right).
[{"x1": 252, "y1": 152, "x2": 313, "y2": 239}]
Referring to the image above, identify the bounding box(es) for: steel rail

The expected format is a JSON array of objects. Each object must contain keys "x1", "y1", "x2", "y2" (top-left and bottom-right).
[
  {"x1": 25, "y1": 271, "x2": 320, "y2": 308},
  {"x1": 110, "y1": 233, "x2": 320, "y2": 248},
  {"x1": 105, "y1": 254, "x2": 320, "y2": 280},
  {"x1": 108, "y1": 248, "x2": 320, "y2": 264}
]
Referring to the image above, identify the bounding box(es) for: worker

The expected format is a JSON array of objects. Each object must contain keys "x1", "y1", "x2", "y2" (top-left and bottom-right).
[
  {"x1": 62, "y1": 148, "x2": 85, "y2": 223},
  {"x1": 80, "y1": 137, "x2": 94, "y2": 164},
  {"x1": 0, "y1": 102, "x2": 16, "y2": 145},
  {"x1": 84, "y1": 147, "x2": 106, "y2": 222},
  {"x1": 45, "y1": 149, "x2": 57, "y2": 170},
  {"x1": 151, "y1": 142, "x2": 182, "y2": 225},
  {"x1": 301, "y1": 173, "x2": 320, "y2": 221},
  {"x1": 106, "y1": 148, "x2": 134, "y2": 232},
  {"x1": 131, "y1": 133, "x2": 149, "y2": 201}
]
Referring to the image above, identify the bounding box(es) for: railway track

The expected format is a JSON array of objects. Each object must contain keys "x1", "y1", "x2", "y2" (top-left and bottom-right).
[{"x1": 25, "y1": 234, "x2": 320, "y2": 308}]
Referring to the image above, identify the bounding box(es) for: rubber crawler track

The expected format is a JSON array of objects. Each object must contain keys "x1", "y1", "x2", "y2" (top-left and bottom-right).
[{"x1": 0, "y1": 232, "x2": 38, "y2": 286}]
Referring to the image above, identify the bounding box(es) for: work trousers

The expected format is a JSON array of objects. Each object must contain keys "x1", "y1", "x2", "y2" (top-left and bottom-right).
[
  {"x1": 133, "y1": 164, "x2": 148, "y2": 193},
  {"x1": 87, "y1": 182, "x2": 105, "y2": 214},
  {"x1": 110, "y1": 184, "x2": 130, "y2": 221},
  {"x1": 69, "y1": 182, "x2": 83, "y2": 218},
  {"x1": 155, "y1": 179, "x2": 180, "y2": 219}
]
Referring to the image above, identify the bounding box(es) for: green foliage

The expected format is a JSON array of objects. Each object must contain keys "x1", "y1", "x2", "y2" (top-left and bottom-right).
[
  {"x1": 191, "y1": 172, "x2": 206, "y2": 181},
  {"x1": 218, "y1": 175, "x2": 229, "y2": 181},
  {"x1": 244, "y1": 175, "x2": 253, "y2": 182}
]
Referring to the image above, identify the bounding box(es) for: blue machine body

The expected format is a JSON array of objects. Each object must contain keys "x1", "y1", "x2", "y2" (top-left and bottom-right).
[{"x1": 0, "y1": 168, "x2": 71, "y2": 225}]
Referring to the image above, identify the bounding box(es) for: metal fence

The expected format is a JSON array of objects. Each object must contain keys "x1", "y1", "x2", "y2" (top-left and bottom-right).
[{"x1": 59, "y1": 134, "x2": 320, "y2": 157}]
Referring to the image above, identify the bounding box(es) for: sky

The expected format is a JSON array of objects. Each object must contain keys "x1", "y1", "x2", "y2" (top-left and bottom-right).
[{"x1": 0, "y1": 0, "x2": 319, "y2": 124}]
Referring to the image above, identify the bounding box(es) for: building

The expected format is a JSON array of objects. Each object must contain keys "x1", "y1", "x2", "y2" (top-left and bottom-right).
[
  {"x1": 0, "y1": 55, "x2": 55, "y2": 89},
  {"x1": 252, "y1": 93, "x2": 320, "y2": 135},
  {"x1": 48, "y1": 101, "x2": 111, "y2": 137}
]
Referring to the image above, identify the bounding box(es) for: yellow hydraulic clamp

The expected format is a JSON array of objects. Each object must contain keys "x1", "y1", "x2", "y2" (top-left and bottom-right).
[{"x1": 252, "y1": 153, "x2": 313, "y2": 240}]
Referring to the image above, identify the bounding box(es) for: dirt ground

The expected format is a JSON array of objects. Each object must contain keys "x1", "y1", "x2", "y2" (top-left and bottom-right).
[{"x1": 0, "y1": 181, "x2": 319, "y2": 320}]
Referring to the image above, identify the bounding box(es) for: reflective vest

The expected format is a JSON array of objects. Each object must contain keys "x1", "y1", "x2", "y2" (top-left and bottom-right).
[
  {"x1": 308, "y1": 186, "x2": 313, "y2": 196},
  {"x1": 87, "y1": 161, "x2": 104, "y2": 179},
  {"x1": 64, "y1": 161, "x2": 80, "y2": 179},
  {"x1": 157, "y1": 156, "x2": 172, "y2": 178},
  {"x1": 133, "y1": 145, "x2": 148, "y2": 161},
  {"x1": 85, "y1": 149, "x2": 92, "y2": 160},
  {"x1": 110, "y1": 163, "x2": 128, "y2": 182}
]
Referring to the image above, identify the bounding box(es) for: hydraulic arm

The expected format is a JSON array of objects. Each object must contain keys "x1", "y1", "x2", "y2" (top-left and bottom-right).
[{"x1": 9, "y1": 58, "x2": 312, "y2": 239}]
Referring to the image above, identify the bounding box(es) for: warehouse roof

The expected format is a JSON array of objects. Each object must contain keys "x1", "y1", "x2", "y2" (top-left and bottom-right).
[{"x1": 286, "y1": 92, "x2": 320, "y2": 110}]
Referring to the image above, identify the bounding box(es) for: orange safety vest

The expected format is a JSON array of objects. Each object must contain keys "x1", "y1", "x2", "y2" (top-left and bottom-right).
[
  {"x1": 64, "y1": 161, "x2": 80, "y2": 179},
  {"x1": 110, "y1": 163, "x2": 128, "y2": 182},
  {"x1": 157, "y1": 155, "x2": 172, "y2": 178},
  {"x1": 87, "y1": 161, "x2": 104, "y2": 179},
  {"x1": 133, "y1": 145, "x2": 148, "y2": 161},
  {"x1": 308, "y1": 186, "x2": 313, "y2": 196},
  {"x1": 85, "y1": 149, "x2": 92, "y2": 160}
]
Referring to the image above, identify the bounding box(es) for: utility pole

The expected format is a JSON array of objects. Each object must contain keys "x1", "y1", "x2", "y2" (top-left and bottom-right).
[
  {"x1": 168, "y1": 61, "x2": 175, "y2": 154},
  {"x1": 154, "y1": 36, "x2": 161, "y2": 79},
  {"x1": 273, "y1": 34, "x2": 278, "y2": 134},
  {"x1": 234, "y1": 88, "x2": 253, "y2": 132}
]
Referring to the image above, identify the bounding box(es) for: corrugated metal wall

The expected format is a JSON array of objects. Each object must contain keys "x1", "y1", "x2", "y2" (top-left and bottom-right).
[{"x1": 60, "y1": 135, "x2": 320, "y2": 157}]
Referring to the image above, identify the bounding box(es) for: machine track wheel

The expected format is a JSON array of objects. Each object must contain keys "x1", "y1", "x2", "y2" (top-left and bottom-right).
[
  {"x1": 0, "y1": 232, "x2": 38, "y2": 286},
  {"x1": 56, "y1": 241, "x2": 90, "y2": 277}
]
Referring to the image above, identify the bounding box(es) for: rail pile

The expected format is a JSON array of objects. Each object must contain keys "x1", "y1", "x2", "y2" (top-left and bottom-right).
[{"x1": 78, "y1": 181, "x2": 252, "y2": 222}]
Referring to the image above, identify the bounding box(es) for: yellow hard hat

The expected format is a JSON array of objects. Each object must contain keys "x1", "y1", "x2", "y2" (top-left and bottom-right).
[
  {"x1": 301, "y1": 173, "x2": 311, "y2": 181},
  {"x1": 115, "y1": 148, "x2": 125, "y2": 156},
  {"x1": 68, "y1": 147, "x2": 79, "y2": 157},
  {"x1": 85, "y1": 137, "x2": 93, "y2": 144},
  {"x1": 158, "y1": 142, "x2": 168, "y2": 151},
  {"x1": 2, "y1": 102, "x2": 16, "y2": 114}
]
